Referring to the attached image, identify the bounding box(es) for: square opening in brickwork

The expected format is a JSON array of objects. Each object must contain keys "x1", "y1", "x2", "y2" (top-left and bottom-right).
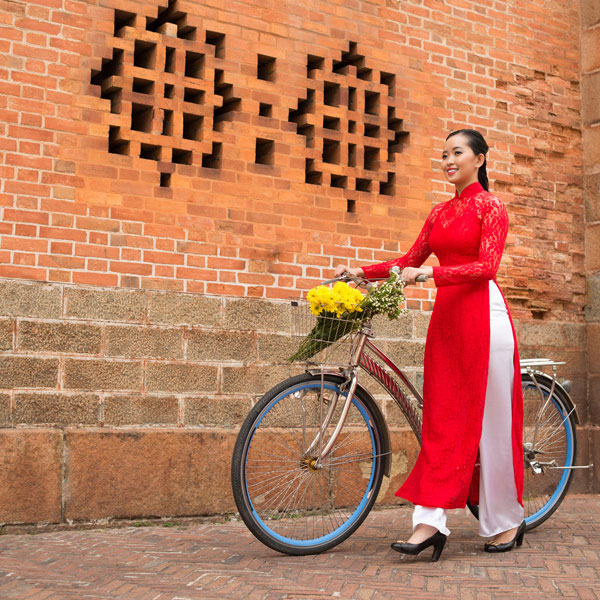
[
  {"x1": 307, "y1": 55, "x2": 324, "y2": 75},
  {"x1": 347, "y1": 199, "x2": 356, "y2": 213},
  {"x1": 259, "y1": 103, "x2": 272, "y2": 117},
  {"x1": 202, "y1": 142, "x2": 222, "y2": 169},
  {"x1": 185, "y1": 51, "x2": 205, "y2": 79},
  {"x1": 108, "y1": 126, "x2": 129, "y2": 155},
  {"x1": 183, "y1": 113, "x2": 203, "y2": 140},
  {"x1": 297, "y1": 89, "x2": 315, "y2": 115},
  {"x1": 184, "y1": 88, "x2": 204, "y2": 105},
  {"x1": 146, "y1": 2, "x2": 196, "y2": 39},
  {"x1": 356, "y1": 178, "x2": 371, "y2": 192},
  {"x1": 160, "y1": 172, "x2": 171, "y2": 187},
  {"x1": 388, "y1": 122, "x2": 409, "y2": 159},
  {"x1": 331, "y1": 175, "x2": 347, "y2": 189},
  {"x1": 298, "y1": 123, "x2": 314, "y2": 148},
  {"x1": 162, "y1": 110, "x2": 173, "y2": 135},
  {"x1": 140, "y1": 143, "x2": 160, "y2": 161},
  {"x1": 213, "y1": 69, "x2": 242, "y2": 123},
  {"x1": 348, "y1": 143, "x2": 356, "y2": 167},
  {"x1": 357, "y1": 66, "x2": 372, "y2": 81},
  {"x1": 323, "y1": 116, "x2": 340, "y2": 131},
  {"x1": 364, "y1": 146, "x2": 379, "y2": 170},
  {"x1": 177, "y1": 22, "x2": 196, "y2": 40},
  {"x1": 380, "y1": 172, "x2": 395, "y2": 196},
  {"x1": 324, "y1": 82, "x2": 341, "y2": 107},
  {"x1": 380, "y1": 72, "x2": 395, "y2": 96},
  {"x1": 103, "y1": 87, "x2": 121, "y2": 114},
  {"x1": 364, "y1": 123, "x2": 379, "y2": 138},
  {"x1": 134, "y1": 40, "x2": 157, "y2": 69},
  {"x1": 91, "y1": 48, "x2": 124, "y2": 87},
  {"x1": 132, "y1": 77, "x2": 154, "y2": 94},
  {"x1": 348, "y1": 120, "x2": 356, "y2": 134},
  {"x1": 365, "y1": 91, "x2": 380, "y2": 115},
  {"x1": 322, "y1": 139, "x2": 340, "y2": 164},
  {"x1": 114, "y1": 10, "x2": 135, "y2": 36},
  {"x1": 348, "y1": 87, "x2": 357, "y2": 111},
  {"x1": 131, "y1": 103, "x2": 153, "y2": 132},
  {"x1": 165, "y1": 47, "x2": 176, "y2": 73},
  {"x1": 206, "y1": 31, "x2": 225, "y2": 58},
  {"x1": 255, "y1": 138, "x2": 274, "y2": 165},
  {"x1": 164, "y1": 83, "x2": 174, "y2": 98},
  {"x1": 172, "y1": 148, "x2": 192, "y2": 164},
  {"x1": 184, "y1": 87, "x2": 204, "y2": 104},
  {"x1": 305, "y1": 159, "x2": 322, "y2": 185},
  {"x1": 257, "y1": 54, "x2": 276, "y2": 81}
]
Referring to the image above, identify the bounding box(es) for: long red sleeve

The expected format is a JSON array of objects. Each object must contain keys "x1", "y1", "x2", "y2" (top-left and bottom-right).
[{"x1": 361, "y1": 203, "x2": 445, "y2": 280}]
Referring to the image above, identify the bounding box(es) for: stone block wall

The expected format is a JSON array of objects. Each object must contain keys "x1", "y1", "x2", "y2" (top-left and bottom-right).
[{"x1": 0, "y1": 277, "x2": 591, "y2": 525}]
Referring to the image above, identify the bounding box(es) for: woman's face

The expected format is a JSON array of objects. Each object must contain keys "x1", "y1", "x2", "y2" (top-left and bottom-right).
[{"x1": 441, "y1": 134, "x2": 484, "y2": 188}]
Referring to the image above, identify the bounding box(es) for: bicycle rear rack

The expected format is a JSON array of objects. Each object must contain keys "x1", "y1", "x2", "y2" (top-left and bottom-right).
[{"x1": 521, "y1": 358, "x2": 593, "y2": 472}]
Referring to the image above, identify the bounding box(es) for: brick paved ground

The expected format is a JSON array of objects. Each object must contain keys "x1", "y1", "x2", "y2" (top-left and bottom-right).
[{"x1": 0, "y1": 494, "x2": 598, "y2": 600}]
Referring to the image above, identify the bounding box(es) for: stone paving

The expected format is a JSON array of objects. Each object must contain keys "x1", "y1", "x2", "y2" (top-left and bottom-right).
[{"x1": 0, "y1": 494, "x2": 599, "y2": 600}]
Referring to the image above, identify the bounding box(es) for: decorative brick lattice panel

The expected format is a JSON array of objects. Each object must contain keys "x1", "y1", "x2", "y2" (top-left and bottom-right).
[
  {"x1": 289, "y1": 42, "x2": 409, "y2": 206},
  {"x1": 90, "y1": 0, "x2": 238, "y2": 186}
]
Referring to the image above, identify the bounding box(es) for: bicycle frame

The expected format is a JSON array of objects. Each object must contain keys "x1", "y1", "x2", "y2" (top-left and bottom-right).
[
  {"x1": 309, "y1": 331, "x2": 593, "y2": 475},
  {"x1": 309, "y1": 319, "x2": 423, "y2": 466}
]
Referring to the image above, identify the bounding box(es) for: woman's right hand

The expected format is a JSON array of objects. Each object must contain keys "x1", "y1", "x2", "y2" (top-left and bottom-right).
[{"x1": 334, "y1": 265, "x2": 365, "y2": 279}]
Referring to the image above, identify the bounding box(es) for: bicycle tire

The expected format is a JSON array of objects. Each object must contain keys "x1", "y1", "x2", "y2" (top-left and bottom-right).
[
  {"x1": 467, "y1": 373, "x2": 577, "y2": 531},
  {"x1": 231, "y1": 372, "x2": 386, "y2": 555}
]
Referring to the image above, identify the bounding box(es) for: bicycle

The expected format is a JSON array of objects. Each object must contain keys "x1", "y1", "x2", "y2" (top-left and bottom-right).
[{"x1": 231, "y1": 273, "x2": 591, "y2": 555}]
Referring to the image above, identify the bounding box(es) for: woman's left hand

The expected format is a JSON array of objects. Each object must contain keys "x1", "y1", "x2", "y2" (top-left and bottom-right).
[{"x1": 400, "y1": 266, "x2": 433, "y2": 285}]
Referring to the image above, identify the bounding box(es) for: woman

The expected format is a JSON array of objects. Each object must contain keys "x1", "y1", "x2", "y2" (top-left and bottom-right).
[{"x1": 334, "y1": 129, "x2": 525, "y2": 561}]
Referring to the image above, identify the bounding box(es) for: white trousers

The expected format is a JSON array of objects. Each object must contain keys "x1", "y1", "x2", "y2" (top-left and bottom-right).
[{"x1": 412, "y1": 280, "x2": 524, "y2": 537}]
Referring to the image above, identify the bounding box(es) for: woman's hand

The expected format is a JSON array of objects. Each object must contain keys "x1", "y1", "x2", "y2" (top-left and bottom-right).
[
  {"x1": 334, "y1": 265, "x2": 365, "y2": 279},
  {"x1": 401, "y1": 266, "x2": 433, "y2": 285}
]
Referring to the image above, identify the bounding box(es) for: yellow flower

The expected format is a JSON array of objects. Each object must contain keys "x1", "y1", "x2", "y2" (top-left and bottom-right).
[{"x1": 307, "y1": 282, "x2": 364, "y2": 317}]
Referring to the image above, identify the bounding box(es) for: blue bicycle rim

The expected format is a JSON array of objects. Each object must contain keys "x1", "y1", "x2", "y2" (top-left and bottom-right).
[
  {"x1": 524, "y1": 387, "x2": 574, "y2": 525},
  {"x1": 243, "y1": 382, "x2": 378, "y2": 547}
]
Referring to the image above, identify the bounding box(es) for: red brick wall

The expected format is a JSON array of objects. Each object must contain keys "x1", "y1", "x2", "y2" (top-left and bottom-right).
[{"x1": 0, "y1": 0, "x2": 584, "y2": 319}]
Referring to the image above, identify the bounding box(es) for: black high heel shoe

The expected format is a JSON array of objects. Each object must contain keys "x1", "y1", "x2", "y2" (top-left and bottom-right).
[
  {"x1": 390, "y1": 530, "x2": 447, "y2": 562},
  {"x1": 483, "y1": 520, "x2": 526, "y2": 553}
]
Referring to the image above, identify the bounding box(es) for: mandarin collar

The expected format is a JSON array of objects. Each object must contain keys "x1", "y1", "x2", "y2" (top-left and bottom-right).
[{"x1": 453, "y1": 181, "x2": 484, "y2": 200}]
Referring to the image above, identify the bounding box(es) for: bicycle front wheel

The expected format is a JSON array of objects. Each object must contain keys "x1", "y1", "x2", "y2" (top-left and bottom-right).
[{"x1": 231, "y1": 373, "x2": 386, "y2": 555}]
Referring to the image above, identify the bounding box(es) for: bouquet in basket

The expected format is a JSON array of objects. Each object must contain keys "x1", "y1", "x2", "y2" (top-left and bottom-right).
[{"x1": 289, "y1": 267, "x2": 408, "y2": 362}]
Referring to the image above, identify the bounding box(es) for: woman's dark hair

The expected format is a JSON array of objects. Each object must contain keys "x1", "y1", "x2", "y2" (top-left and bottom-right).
[{"x1": 445, "y1": 129, "x2": 489, "y2": 191}]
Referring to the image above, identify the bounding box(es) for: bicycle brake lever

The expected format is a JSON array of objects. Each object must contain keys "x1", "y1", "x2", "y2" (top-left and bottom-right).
[{"x1": 321, "y1": 271, "x2": 363, "y2": 286}]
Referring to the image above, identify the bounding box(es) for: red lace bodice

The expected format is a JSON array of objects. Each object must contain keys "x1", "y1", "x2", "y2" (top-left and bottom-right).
[{"x1": 361, "y1": 181, "x2": 509, "y2": 287}]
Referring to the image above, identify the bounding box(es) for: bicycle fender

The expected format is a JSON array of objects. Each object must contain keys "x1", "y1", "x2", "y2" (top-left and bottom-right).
[
  {"x1": 521, "y1": 371, "x2": 580, "y2": 425},
  {"x1": 306, "y1": 369, "x2": 393, "y2": 478}
]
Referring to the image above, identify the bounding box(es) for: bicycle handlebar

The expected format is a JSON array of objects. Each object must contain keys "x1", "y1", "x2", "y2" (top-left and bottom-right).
[{"x1": 321, "y1": 272, "x2": 429, "y2": 286}]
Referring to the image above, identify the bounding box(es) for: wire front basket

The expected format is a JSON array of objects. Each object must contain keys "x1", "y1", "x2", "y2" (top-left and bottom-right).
[{"x1": 289, "y1": 299, "x2": 367, "y2": 367}]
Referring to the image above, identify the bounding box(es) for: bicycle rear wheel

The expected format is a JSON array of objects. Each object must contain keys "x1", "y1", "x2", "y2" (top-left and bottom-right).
[
  {"x1": 468, "y1": 373, "x2": 577, "y2": 530},
  {"x1": 231, "y1": 372, "x2": 386, "y2": 555},
  {"x1": 520, "y1": 373, "x2": 577, "y2": 528}
]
